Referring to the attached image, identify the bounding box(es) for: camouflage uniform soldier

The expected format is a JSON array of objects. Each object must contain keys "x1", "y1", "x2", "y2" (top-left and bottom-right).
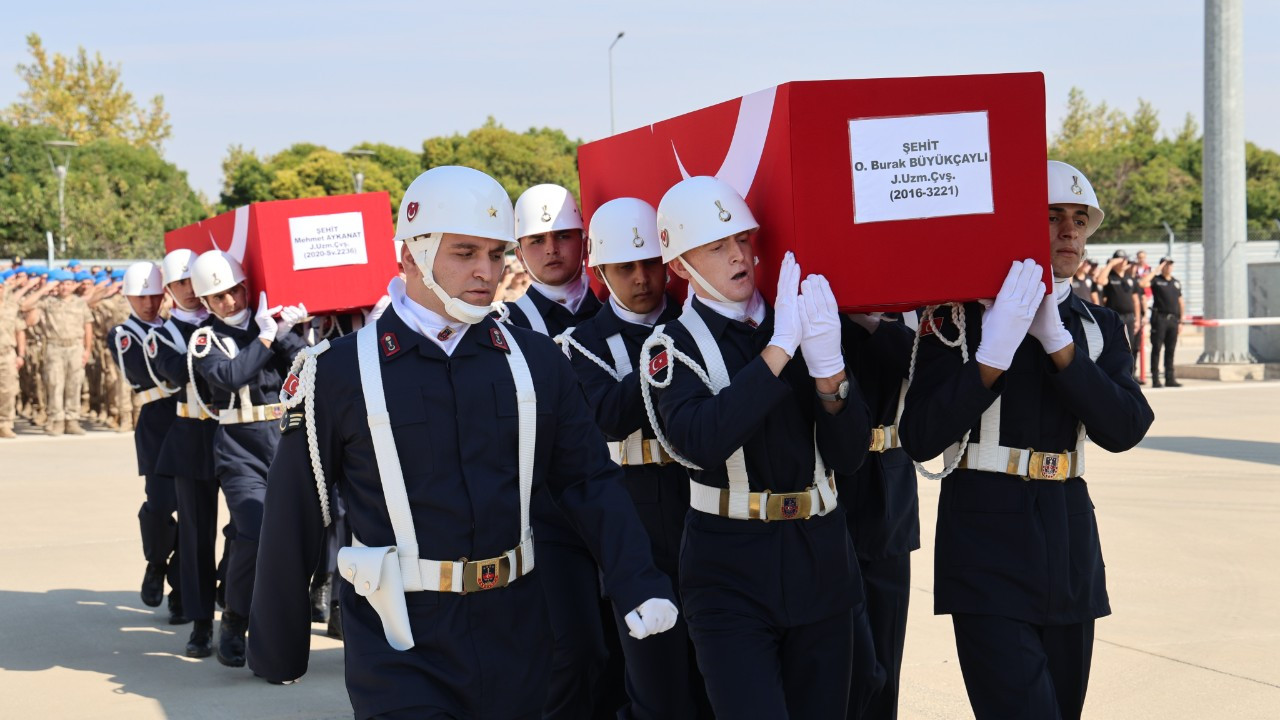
[
  {"x1": 99, "y1": 290, "x2": 134, "y2": 430},
  {"x1": 19, "y1": 275, "x2": 53, "y2": 425},
  {"x1": 32, "y1": 271, "x2": 94, "y2": 435},
  {"x1": 0, "y1": 272, "x2": 27, "y2": 439}
]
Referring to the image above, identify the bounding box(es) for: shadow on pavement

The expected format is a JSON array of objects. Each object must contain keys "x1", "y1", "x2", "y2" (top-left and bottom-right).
[
  {"x1": 0, "y1": 588, "x2": 349, "y2": 720},
  {"x1": 1138, "y1": 436, "x2": 1280, "y2": 467}
]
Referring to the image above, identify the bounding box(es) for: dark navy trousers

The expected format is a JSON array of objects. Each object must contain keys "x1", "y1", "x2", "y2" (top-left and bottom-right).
[
  {"x1": 138, "y1": 473, "x2": 179, "y2": 593},
  {"x1": 220, "y1": 473, "x2": 266, "y2": 617},
  {"x1": 849, "y1": 553, "x2": 910, "y2": 719},
  {"x1": 952, "y1": 614, "x2": 1094, "y2": 720}
]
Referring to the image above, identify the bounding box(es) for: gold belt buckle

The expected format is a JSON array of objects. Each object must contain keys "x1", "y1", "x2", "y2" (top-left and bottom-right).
[
  {"x1": 1027, "y1": 451, "x2": 1069, "y2": 482},
  {"x1": 869, "y1": 426, "x2": 886, "y2": 453},
  {"x1": 640, "y1": 440, "x2": 654, "y2": 465},
  {"x1": 765, "y1": 491, "x2": 813, "y2": 521},
  {"x1": 462, "y1": 554, "x2": 511, "y2": 593}
]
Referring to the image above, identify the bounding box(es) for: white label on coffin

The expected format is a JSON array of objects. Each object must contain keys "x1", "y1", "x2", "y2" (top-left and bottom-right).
[
  {"x1": 848, "y1": 111, "x2": 994, "y2": 224},
  {"x1": 290, "y1": 211, "x2": 369, "y2": 270}
]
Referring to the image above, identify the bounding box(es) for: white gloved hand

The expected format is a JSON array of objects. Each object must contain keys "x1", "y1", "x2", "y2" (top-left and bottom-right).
[
  {"x1": 769, "y1": 251, "x2": 802, "y2": 356},
  {"x1": 974, "y1": 260, "x2": 1044, "y2": 371},
  {"x1": 624, "y1": 598, "x2": 679, "y2": 640},
  {"x1": 798, "y1": 275, "x2": 845, "y2": 378},
  {"x1": 278, "y1": 303, "x2": 308, "y2": 334},
  {"x1": 255, "y1": 291, "x2": 283, "y2": 342},
  {"x1": 846, "y1": 312, "x2": 883, "y2": 333},
  {"x1": 1027, "y1": 292, "x2": 1073, "y2": 354}
]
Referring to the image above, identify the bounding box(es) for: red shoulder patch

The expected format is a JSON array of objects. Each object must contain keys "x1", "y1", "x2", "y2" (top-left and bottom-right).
[
  {"x1": 381, "y1": 332, "x2": 400, "y2": 357},
  {"x1": 648, "y1": 350, "x2": 669, "y2": 377},
  {"x1": 195, "y1": 334, "x2": 209, "y2": 347},
  {"x1": 282, "y1": 373, "x2": 300, "y2": 397},
  {"x1": 490, "y1": 327, "x2": 510, "y2": 352},
  {"x1": 119, "y1": 335, "x2": 131, "y2": 351}
]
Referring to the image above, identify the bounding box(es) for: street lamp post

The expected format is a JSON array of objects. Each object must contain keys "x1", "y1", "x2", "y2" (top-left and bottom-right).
[
  {"x1": 344, "y1": 148, "x2": 376, "y2": 193},
  {"x1": 609, "y1": 31, "x2": 625, "y2": 135},
  {"x1": 44, "y1": 140, "x2": 77, "y2": 254}
]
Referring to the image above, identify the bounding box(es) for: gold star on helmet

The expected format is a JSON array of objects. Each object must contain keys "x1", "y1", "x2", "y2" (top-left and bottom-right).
[{"x1": 488, "y1": 206, "x2": 498, "y2": 218}]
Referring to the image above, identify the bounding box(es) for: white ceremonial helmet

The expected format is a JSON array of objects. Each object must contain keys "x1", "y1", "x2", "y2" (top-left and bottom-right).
[
  {"x1": 587, "y1": 197, "x2": 662, "y2": 268},
  {"x1": 656, "y1": 176, "x2": 759, "y2": 302},
  {"x1": 190, "y1": 250, "x2": 247, "y2": 298},
  {"x1": 161, "y1": 248, "x2": 198, "y2": 286},
  {"x1": 394, "y1": 166, "x2": 515, "y2": 324},
  {"x1": 122, "y1": 262, "x2": 164, "y2": 297},
  {"x1": 514, "y1": 183, "x2": 583, "y2": 240},
  {"x1": 1048, "y1": 161, "x2": 1105, "y2": 236}
]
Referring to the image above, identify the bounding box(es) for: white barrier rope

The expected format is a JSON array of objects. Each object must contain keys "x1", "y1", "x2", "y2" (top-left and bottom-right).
[
  {"x1": 907, "y1": 303, "x2": 971, "y2": 481},
  {"x1": 280, "y1": 340, "x2": 332, "y2": 527}
]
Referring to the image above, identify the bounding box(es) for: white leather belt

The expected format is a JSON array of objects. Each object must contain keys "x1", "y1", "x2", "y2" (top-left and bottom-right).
[
  {"x1": 351, "y1": 536, "x2": 535, "y2": 593},
  {"x1": 689, "y1": 476, "x2": 838, "y2": 521},
  {"x1": 176, "y1": 401, "x2": 216, "y2": 421},
  {"x1": 609, "y1": 436, "x2": 672, "y2": 466},
  {"x1": 134, "y1": 387, "x2": 171, "y2": 406},
  {"x1": 218, "y1": 402, "x2": 285, "y2": 425},
  {"x1": 948, "y1": 445, "x2": 1080, "y2": 482},
  {"x1": 869, "y1": 424, "x2": 900, "y2": 453}
]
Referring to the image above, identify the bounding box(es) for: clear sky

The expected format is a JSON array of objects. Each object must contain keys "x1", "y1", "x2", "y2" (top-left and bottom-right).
[{"x1": 2, "y1": 1, "x2": 1276, "y2": 201}]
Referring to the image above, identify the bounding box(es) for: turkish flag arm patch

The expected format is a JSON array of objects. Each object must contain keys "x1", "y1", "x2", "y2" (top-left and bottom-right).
[
  {"x1": 648, "y1": 350, "x2": 670, "y2": 378},
  {"x1": 282, "y1": 372, "x2": 301, "y2": 398}
]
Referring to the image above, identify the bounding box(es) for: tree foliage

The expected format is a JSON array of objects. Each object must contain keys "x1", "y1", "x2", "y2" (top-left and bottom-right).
[
  {"x1": 3, "y1": 33, "x2": 171, "y2": 149},
  {"x1": 217, "y1": 143, "x2": 407, "y2": 215},
  {"x1": 421, "y1": 117, "x2": 582, "y2": 202},
  {"x1": 1050, "y1": 87, "x2": 1280, "y2": 238},
  {"x1": 0, "y1": 124, "x2": 206, "y2": 259}
]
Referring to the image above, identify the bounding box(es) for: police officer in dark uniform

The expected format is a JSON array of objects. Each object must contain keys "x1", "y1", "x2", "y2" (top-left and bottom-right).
[
  {"x1": 110, "y1": 262, "x2": 185, "y2": 625},
  {"x1": 247, "y1": 166, "x2": 677, "y2": 720},
  {"x1": 1094, "y1": 248, "x2": 1142, "y2": 379},
  {"x1": 556, "y1": 197, "x2": 710, "y2": 719},
  {"x1": 1147, "y1": 258, "x2": 1184, "y2": 387},
  {"x1": 187, "y1": 249, "x2": 307, "y2": 667},
  {"x1": 900, "y1": 162, "x2": 1154, "y2": 719},
  {"x1": 504, "y1": 183, "x2": 627, "y2": 719},
  {"x1": 645, "y1": 176, "x2": 871, "y2": 719},
  {"x1": 839, "y1": 311, "x2": 919, "y2": 719},
  {"x1": 144, "y1": 249, "x2": 222, "y2": 656}
]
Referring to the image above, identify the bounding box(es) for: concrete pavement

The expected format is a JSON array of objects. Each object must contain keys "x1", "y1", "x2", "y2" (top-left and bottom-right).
[{"x1": 0, "y1": 380, "x2": 1277, "y2": 718}]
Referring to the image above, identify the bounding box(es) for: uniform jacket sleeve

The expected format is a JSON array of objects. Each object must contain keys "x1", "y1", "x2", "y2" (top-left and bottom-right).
[
  {"x1": 148, "y1": 336, "x2": 190, "y2": 388},
  {"x1": 543, "y1": 347, "x2": 674, "y2": 614},
  {"x1": 1046, "y1": 311, "x2": 1154, "y2": 452},
  {"x1": 247, "y1": 355, "x2": 342, "y2": 682},
  {"x1": 569, "y1": 340, "x2": 647, "y2": 441},
  {"x1": 900, "y1": 305, "x2": 1001, "y2": 462},
  {"x1": 809, "y1": 369, "x2": 872, "y2": 476},
  {"x1": 110, "y1": 327, "x2": 155, "y2": 390},
  {"x1": 195, "y1": 336, "x2": 274, "y2": 392}
]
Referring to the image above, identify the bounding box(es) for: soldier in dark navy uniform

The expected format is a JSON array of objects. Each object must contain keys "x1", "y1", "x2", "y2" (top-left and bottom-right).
[
  {"x1": 556, "y1": 197, "x2": 711, "y2": 719},
  {"x1": 109, "y1": 262, "x2": 185, "y2": 625},
  {"x1": 900, "y1": 162, "x2": 1154, "y2": 720},
  {"x1": 838, "y1": 311, "x2": 919, "y2": 719},
  {"x1": 187, "y1": 249, "x2": 307, "y2": 668},
  {"x1": 144, "y1": 248, "x2": 222, "y2": 657},
  {"x1": 504, "y1": 182, "x2": 628, "y2": 718},
  {"x1": 644, "y1": 176, "x2": 872, "y2": 719},
  {"x1": 247, "y1": 167, "x2": 677, "y2": 720}
]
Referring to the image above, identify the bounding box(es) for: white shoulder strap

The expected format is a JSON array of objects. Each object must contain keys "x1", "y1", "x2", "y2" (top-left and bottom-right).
[
  {"x1": 605, "y1": 333, "x2": 632, "y2": 377},
  {"x1": 513, "y1": 294, "x2": 549, "y2": 336},
  {"x1": 356, "y1": 323, "x2": 537, "y2": 590}
]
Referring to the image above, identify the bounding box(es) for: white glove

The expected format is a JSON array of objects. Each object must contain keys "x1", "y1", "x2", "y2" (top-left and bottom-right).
[
  {"x1": 1027, "y1": 292, "x2": 1073, "y2": 354},
  {"x1": 255, "y1": 291, "x2": 283, "y2": 342},
  {"x1": 278, "y1": 304, "x2": 308, "y2": 334},
  {"x1": 846, "y1": 312, "x2": 883, "y2": 333},
  {"x1": 974, "y1": 260, "x2": 1044, "y2": 371},
  {"x1": 769, "y1": 251, "x2": 802, "y2": 356},
  {"x1": 798, "y1": 275, "x2": 844, "y2": 378},
  {"x1": 624, "y1": 598, "x2": 678, "y2": 640}
]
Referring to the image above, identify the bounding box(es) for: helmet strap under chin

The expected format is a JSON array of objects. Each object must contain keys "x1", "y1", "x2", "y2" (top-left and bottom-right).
[{"x1": 680, "y1": 257, "x2": 733, "y2": 304}]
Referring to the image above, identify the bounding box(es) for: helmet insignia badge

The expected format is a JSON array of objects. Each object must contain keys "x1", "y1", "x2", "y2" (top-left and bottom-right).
[
  {"x1": 660, "y1": 229, "x2": 670, "y2": 247},
  {"x1": 406, "y1": 201, "x2": 419, "y2": 221},
  {"x1": 632, "y1": 227, "x2": 644, "y2": 248},
  {"x1": 211, "y1": 272, "x2": 220, "y2": 285},
  {"x1": 142, "y1": 277, "x2": 150, "y2": 288},
  {"x1": 1070, "y1": 176, "x2": 1084, "y2": 196},
  {"x1": 540, "y1": 205, "x2": 552, "y2": 223},
  {"x1": 488, "y1": 206, "x2": 498, "y2": 218},
  {"x1": 715, "y1": 200, "x2": 732, "y2": 222}
]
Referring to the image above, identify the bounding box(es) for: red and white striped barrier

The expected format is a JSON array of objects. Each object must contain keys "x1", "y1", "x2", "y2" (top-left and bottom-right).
[{"x1": 1181, "y1": 316, "x2": 1280, "y2": 327}]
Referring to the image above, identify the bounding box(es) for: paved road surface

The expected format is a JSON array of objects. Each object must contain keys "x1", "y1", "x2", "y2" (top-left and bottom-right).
[{"x1": 0, "y1": 379, "x2": 1276, "y2": 718}]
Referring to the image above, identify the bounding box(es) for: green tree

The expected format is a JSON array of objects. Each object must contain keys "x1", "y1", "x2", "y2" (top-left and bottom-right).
[
  {"x1": 421, "y1": 117, "x2": 582, "y2": 202},
  {"x1": 3, "y1": 33, "x2": 171, "y2": 149},
  {"x1": 218, "y1": 142, "x2": 411, "y2": 215}
]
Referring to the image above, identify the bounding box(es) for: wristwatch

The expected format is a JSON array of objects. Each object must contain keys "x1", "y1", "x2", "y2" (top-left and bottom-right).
[{"x1": 816, "y1": 379, "x2": 850, "y2": 402}]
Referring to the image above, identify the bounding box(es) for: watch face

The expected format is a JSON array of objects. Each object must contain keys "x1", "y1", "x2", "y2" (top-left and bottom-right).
[{"x1": 838, "y1": 379, "x2": 850, "y2": 399}]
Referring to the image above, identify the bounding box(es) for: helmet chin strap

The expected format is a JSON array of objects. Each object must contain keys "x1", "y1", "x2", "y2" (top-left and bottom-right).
[
  {"x1": 597, "y1": 270, "x2": 637, "y2": 314},
  {"x1": 680, "y1": 257, "x2": 733, "y2": 304},
  {"x1": 409, "y1": 236, "x2": 499, "y2": 325}
]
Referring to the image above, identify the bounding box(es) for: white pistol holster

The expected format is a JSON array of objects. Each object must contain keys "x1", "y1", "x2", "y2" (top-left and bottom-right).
[{"x1": 337, "y1": 545, "x2": 413, "y2": 650}]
